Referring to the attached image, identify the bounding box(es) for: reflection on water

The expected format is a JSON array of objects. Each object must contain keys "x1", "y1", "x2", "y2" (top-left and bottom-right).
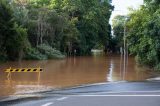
[
  {"x1": 0, "y1": 55, "x2": 155, "y2": 97},
  {"x1": 107, "y1": 60, "x2": 114, "y2": 82}
]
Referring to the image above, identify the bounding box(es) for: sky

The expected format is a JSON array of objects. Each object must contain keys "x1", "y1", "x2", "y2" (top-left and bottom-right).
[{"x1": 110, "y1": 0, "x2": 144, "y2": 24}]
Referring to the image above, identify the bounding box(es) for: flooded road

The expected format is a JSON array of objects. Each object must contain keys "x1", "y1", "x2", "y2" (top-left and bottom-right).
[{"x1": 0, "y1": 55, "x2": 156, "y2": 97}]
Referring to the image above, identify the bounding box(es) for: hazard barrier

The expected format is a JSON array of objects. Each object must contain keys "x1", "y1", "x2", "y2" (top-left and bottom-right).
[{"x1": 5, "y1": 68, "x2": 43, "y2": 73}]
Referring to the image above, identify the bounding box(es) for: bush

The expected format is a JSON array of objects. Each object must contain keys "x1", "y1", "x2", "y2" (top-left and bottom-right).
[
  {"x1": 0, "y1": 53, "x2": 8, "y2": 62},
  {"x1": 154, "y1": 63, "x2": 160, "y2": 71},
  {"x1": 25, "y1": 48, "x2": 47, "y2": 60},
  {"x1": 37, "y1": 44, "x2": 65, "y2": 59}
]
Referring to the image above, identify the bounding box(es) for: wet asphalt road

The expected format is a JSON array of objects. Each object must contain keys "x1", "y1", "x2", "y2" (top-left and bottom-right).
[{"x1": 1, "y1": 81, "x2": 160, "y2": 106}]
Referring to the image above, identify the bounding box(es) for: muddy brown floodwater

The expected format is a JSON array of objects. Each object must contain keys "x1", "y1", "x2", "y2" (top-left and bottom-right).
[{"x1": 0, "y1": 54, "x2": 156, "y2": 97}]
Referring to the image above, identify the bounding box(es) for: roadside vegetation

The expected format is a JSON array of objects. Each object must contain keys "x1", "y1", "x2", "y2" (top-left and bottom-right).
[
  {"x1": 1, "y1": 0, "x2": 160, "y2": 71},
  {"x1": 112, "y1": 0, "x2": 160, "y2": 70},
  {"x1": 112, "y1": 15, "x2": 128, "y2": 53},
  {"x1": 0, "y1": 0, "x2": 113, "y2": 61}
]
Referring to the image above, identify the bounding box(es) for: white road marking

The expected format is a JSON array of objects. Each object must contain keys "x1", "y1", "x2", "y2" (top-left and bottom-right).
[
  {"x1": 67, "y1": 95, "x2": 160, "y2": 97},
  {"x1": 92, "y1": 90, "x2": 160, "y2": 94},
  {"x1": 53, "y1": 90, "x2": 160, "y2": 97},
  {"x1": 57, "y1": 97, "x2": 68, "y2": 101},
  {"x1": 41, "y1": 102, "x2": 53, "y2": 106}
]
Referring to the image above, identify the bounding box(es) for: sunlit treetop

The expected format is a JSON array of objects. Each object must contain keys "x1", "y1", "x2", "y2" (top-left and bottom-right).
[{"x1": 144, "y1": 0, "x2": 160, "y2": 4}]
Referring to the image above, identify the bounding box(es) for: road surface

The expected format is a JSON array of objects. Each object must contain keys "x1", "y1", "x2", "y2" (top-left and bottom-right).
[{"x1": 1, "y1": 81, "x2": 160, "y2": 106}]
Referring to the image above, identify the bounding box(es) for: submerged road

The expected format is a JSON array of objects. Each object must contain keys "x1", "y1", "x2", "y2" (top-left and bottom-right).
[{"x1": 1, "y1": 81, "x2": 160, "y2": 106}]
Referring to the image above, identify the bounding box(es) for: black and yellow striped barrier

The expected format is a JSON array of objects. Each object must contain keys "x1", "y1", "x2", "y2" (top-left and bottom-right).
[{"x1": 5, "y1": 68, "x2": 43, "y2": 73}]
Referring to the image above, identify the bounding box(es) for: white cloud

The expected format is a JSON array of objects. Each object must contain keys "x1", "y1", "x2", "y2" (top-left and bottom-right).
[{"x1": 110, "y1": 0, "x2": 144, "y2": 24}]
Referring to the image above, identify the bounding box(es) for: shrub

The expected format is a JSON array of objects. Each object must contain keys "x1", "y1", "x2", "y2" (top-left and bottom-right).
[
  {"x1": 37, "y1": 44, "x2": 65, "y2": 59},
  {"x1": 25, "y1": 48, "x2": 47, "y2": 60},
  {"x1": 154, "y1": 63, "x2": 160, "y2": 71}
]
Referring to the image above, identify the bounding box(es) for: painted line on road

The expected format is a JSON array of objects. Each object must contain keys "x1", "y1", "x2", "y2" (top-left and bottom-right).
[
  {"x1": 41, "y1": 102, "x2": 53, "y2": 106},
  {"x1": 94, "y1": 90, "x2": 160, "y2": 94},
  {"x1": 59, "y1": 90, "x2": 160, "y2": 97},
  {"x1": 57, "y1": 97, "x2": 68, "y2": 101},
  {"x1": 66, "y1": 95, "x2": 160, "y2": 97}
]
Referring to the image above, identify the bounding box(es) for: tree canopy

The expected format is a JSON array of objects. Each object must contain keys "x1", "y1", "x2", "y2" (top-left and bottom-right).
[
  {"x1": 0, "y1": 0, "x2": 29, "y2": 61},
  {"x1": 112, "y1": 15, "x2": 128, "y2": 53},
  {"x1": 126, "y1": 1, "x2": 160, "y2": 70},
  {"x1": 0, "y1": 0, "x2": 113, "y2": 61}
]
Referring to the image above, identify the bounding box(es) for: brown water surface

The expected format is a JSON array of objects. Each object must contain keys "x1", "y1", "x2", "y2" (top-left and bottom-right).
[{"x1": 0, "y1": 55, "x2": 155, "y2": 97}]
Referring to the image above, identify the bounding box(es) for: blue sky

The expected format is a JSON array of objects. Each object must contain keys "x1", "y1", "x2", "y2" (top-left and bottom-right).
[{"x1": 110, "y1": 0, "x2": 144, "y2": 24}]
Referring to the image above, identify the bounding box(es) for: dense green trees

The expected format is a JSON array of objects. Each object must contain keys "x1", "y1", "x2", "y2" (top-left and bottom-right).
[
  {"x1": 126, "y1": 0, "x2": 160, "y2": 70},
  {"x1": 108, "y1": 0, "x2": 160, "y2": 70},
  {"x1": 112, "y1": 15, "x2": 128, "y2": 53},
  {"x1": 0, "y1": 0, "x2": 29, "y2": 61},
  {"x1": 0, "y1": 0, "x2": 113, "y2": 61},
  {"x1": 50, "y1": 0, "x2": 113, "y2": 55}
]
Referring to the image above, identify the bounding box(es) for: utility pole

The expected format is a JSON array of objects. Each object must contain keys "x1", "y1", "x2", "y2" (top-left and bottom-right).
[{"x1": 123, "y1": 17, "x2": 129, "y2": 80}]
